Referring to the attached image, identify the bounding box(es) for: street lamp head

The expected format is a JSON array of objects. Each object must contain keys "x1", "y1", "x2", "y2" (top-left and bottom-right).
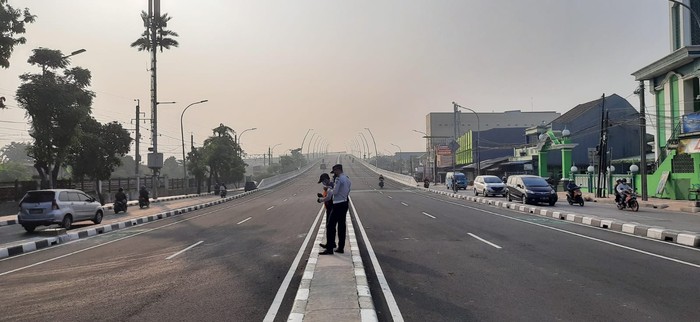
[
  {"x1": 570, "y1": 165, "x2": 578, "y2": 173},
  {"x1": 70, "y1": 49, "x2": 86, "y2": 56},
  {"x1": 630, "y1": 164, "x2": 639, "y2": 173},
  {"x1": 199, "y1": 99, "x2": 208, "y2": 103},
  {"x1": 562, "y1": 128, "x2": 571, "y2": 137},
  {"x1": 587, "y1": 165, "x2": 595, "y2": 173}
]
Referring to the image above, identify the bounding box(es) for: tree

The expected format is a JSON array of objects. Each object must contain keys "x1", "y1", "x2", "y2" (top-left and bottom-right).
[
  {"x1": 0, "y1": 161, "x2": 31, "y2": 181},
  {"x1": 0, "y1": 0, "x2": 36, "y2": 69},
  {"x1": 187, "y1": 147, "x2": 208, "y2": 194},
  {"x1": 16, "y1": 48, "x2": 94, "y2": 188},
  {"x1": 68, "y1": 117, "x2": 131, "y2": 204},
  {"x1": 130, "y1": 11, "x2": 179, "y2": 52},
  {"x1": 161, "y1": 156, "x2": 182, "y2": 178},
  {"x1": 0, "y1": 141, "x2": 32, "y2": 163},
  {"x1": 202, "y1": 124, "x2": 246, "y2": 188}
]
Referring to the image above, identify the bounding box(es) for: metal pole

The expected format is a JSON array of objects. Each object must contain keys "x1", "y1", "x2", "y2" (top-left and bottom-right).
[
  {"x1": 180, "y1": 100, "x2": 208, "y2": 187},
  {"x1": 134, "y1": 99, "x2": 141, "y2": 190},
  {"x1": 636, "y1": 81, "x2": 648, "y2": 201},
  {"x1": 307, "y1": 133, "x2": 317, "y2": 159},
  {"x1": 365, "y1": 128, "x2": 379, "y2": 168},
  {"x1": 359, "y1": 132, "x2": 371, "y2": 161},
  {"x1": 669, "y1": 0, "x2": 700, "y2": 30},
  {"x1": 454, "y1": 104, "x2": 481, "y2": 176},
  {"x1": 149, "y1": 0, "x2": 160, "y2": 198},
  {"x1": 452, "y1": 103, "x2": 458, "y2": 192}
]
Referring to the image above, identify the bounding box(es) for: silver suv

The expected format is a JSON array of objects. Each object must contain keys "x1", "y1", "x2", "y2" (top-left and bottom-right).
[{"x1": 18, "y1": 189, "x2": 104, "y2": 232}]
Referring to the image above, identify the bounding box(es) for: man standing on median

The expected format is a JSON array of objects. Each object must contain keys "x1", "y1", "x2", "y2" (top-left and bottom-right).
[{"x1": 319, "y1": 164, "x2": 351, "y2": 255}]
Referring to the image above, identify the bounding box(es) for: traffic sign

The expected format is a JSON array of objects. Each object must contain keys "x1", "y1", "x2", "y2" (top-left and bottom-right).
[{"x1": 449, "y1": 140, "x2": 460, "y2": 152}]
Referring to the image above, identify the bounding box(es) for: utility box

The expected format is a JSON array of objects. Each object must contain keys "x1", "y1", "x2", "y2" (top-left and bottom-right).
[{"x1": 147, "y1": 152, "x2": 163, "y2": 169}]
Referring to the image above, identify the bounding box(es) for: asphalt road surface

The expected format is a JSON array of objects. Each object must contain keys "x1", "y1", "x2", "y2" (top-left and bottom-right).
[{"x1": 1, "y1": 157, "x2": 699, "y2": 322}]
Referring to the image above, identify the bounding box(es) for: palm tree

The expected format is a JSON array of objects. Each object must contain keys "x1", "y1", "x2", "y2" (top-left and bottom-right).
[{"x1": 130, "y1": 11, "x2": 179, "y2": 52}]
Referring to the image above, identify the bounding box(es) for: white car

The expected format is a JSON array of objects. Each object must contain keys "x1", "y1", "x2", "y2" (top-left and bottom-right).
[
  {"x1": 18, "y1": 189, "x2": 104, "y2": 232},
  {"x1": 473, "y1": 175, "x2": 507, "y2": 197}
]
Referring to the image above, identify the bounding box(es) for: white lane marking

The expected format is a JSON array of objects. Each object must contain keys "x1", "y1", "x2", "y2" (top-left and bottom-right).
[
  {"x1": 266, "y1": 206, "x2": 275, "y2": 211},
  {"x1": 237, "y1": 217, "x2": 252, "y2": 225},
  {"x1": 401, "y1": 202, "x2": 408, "y2": 207},
  {"x1": 263, "y1": 207, "x2": 324, "y2": 322},
  {"x1": 421, "y1": 195, "x2": 700, "y2": 269},
  {"x1": 422, "y1": 212, "x2": 436, "y2": 219},
  {"x1": 283, "y1": 199, "x2": 288, "y2": 202},
  {"x1": 467, "y1": 233, "x2": 502, "y2": 249},
  {"x1": 387, "y1": 196, "x2": 393, "y2": 199},
  {"x1": 166, "y1": 241, "x2": 204, "y2": 260},
  {"x1": 350, "y1": 198, "x2": 404, "y2": 321},
  {"x1": 0, "y1": 205, "x2": 238, "y2": 277}
]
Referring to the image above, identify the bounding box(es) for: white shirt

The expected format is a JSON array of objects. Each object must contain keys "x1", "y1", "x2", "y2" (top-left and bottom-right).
[{"x1": 332, "y1": 173, "x2": 351, "y2": 204}]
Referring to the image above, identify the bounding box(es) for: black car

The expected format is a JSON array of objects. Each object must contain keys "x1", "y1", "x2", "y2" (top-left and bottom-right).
[
  {"x1": 506, "y1": 175, "x2": 557, "y2": 206},
  {"x1": 244, "y1": 181, "x2": 258, "y2": 192}
]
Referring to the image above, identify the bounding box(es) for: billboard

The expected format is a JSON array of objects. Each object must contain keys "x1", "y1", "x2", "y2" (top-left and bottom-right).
[
  {"x1": 678, "y1": 138, "x2": 700, "y2": 154},
  {"x1": 436, "y1": 145, "x2": 452, "y2": 156},
  {"x1": 682, "y1": 113, "x2": 700, "y2": 134}
]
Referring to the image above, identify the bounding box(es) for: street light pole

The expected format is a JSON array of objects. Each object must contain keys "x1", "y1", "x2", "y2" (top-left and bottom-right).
[
  {"x1": 635, "y1": 82, "x2": 648, "y2": 201},
  {"x1": 238, "y1": 127, "x2": 257, "y2": 157},
  {"x1": 669, "y1": 0, "x2": 700, "y2": 29},
  {"x1": 181, "y1": 99, "x2": 208, "y2": 189},
  {"x1": 61, "y1": 48, "x2": 86, "y2": 59},
  {"x1": 270, "y1": 143, "x2": 281, "y2": 165},
  {"x1": 359, "y1": 133, "x2": 370, "y2": 160},
  {"x1": 307, "y1": 133, "x2": 317, "y2": 159},
  {"x1": 453, "y1": 102, "x2": 481, "y2": 176},
  {"x1": 391, "y1": 143, "x2": 402, "y2": 173},
  {"x1": 365, "y1": 128, "x2": 379, "y2": 168}
]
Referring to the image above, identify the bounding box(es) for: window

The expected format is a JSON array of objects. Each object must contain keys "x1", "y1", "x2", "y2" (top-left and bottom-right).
[
  {"x1": 69, "y1": 192, "x2": 83, "y2": 202},
  {"x1": 58, "y1": 192, "x2": 70, "y2": 202}
]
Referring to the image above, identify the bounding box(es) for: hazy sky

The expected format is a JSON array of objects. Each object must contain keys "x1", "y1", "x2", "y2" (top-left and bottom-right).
[{"x1": 0, "y1": 0, "x2": 670, "y2": 159}]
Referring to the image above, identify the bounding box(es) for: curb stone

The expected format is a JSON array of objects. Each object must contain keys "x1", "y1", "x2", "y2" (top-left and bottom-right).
[
  {"x1": 420, "y1": 186, "x2": 700, "y2": 248},
  {"x1": 0, "y1": 190, "x2": 259, "y2": 259}
]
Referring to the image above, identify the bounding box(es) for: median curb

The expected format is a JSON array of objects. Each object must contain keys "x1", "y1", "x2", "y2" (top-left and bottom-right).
[
  {"x1": 420, "y1": 186, "x2": 700, "y2": 248},
  {"x1": 0, "y1": 189, "x2": 258, "y2": 260}
]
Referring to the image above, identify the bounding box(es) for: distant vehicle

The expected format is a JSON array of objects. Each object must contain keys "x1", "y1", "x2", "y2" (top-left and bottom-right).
[
  {"x1": 320, "y1": 163, "x2": 327, "y2": 170},
  {"x1": 445, "y1": 172, "x2": 468, "y2": 190},
  {"x1": 17, "y1": 189, "x2": 104, "y2": 232},
  {"x1": 244, "y1": 181, "x2": 258, "y2": 192},
  {"x1": 473, "y1": 175, "x2": 507, "y2": 197},
  {"x1": 506, "y1": 175, "x2": 557, "y2": 206}
]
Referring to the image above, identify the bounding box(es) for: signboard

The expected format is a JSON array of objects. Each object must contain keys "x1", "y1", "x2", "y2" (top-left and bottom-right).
[
  {"x1": 682, "y1": 113, "x2": 700, "y2": 134},
  {"x1": 437, "y1": 155, "x2": 453, "y2": 167},
  {"x1": 448, "y1": 140, "x2": 460, "y2": 152},
  {"x1": 436, "y1": 145, "x2": 452, "y2": 156},
  {"x1": 147, "y1": 152, "x2": 164, "y2": 169},
  {"x1": 678, "y1": 138, "x2": 700, "y2": 154},
  {"x1": 588, "y1": 148, "x2": 598, "y2": 165},
  {"x1": 656, "y1": 171, "x2": 670, "y2": 195}
]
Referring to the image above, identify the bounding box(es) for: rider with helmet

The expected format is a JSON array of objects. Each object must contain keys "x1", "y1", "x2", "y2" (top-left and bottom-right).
[
  {"x1": 616, "y1": 179, "x2": 632, "y2": 205},
  {"x1": 115, "y1": 187, "x2": 127, "y2": 203}
]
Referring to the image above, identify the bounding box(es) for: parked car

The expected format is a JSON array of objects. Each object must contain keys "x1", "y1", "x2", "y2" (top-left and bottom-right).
[
  {"x1": 17, "y1": 189, "x2": 104, "y2": 232},
  {"x1": 506, "y1": 175, "x2": 557, "y2": 206},
  {"x1": 446, "y1": 172, "x2": 468, "y2": 190},
  {"x1": 473, "y1": 175, "x2": 507, "y2": 197},
  {"x1": 244, "y1": 181, "x2": 258, "y2": 192}
]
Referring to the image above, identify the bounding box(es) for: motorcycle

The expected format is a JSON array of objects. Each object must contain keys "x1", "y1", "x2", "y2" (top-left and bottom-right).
[
  {"x1": 138, "y1": 195, "x2": 150, "y2": 209},
  {"x1": 424, "y1": 181, "x2": 430, "y2": 188},
  {"x1": 220, "y1": 189, "x2": 227, "y2": 198},
  {"x1": 114, "y1": 199, "x2": 128, "y2": 214},
  {"x1": 379, "y1": 180, "x2": 384, "y2": 189},
  {"x1": 566, "y1": 184, "x2": 584, "y2": 206},
  {"x1": 617, "y1": 190, "x2": 639, "y2": 212}
]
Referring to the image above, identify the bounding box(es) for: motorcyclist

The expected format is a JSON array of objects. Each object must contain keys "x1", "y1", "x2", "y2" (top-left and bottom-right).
[
  {"x1": 424, "y1": 178, "x2": 430, "y2": 188},
  {"x1": 616, "y1": 179, "x2": 632, "y2": 205},
  {"x1": 613, "y1": 179, "x2": 622, "y2": 204},
  {"x1": 379, "y1": 175, "x2": 385, "y2": 188},
  {"x1": 379, "y1": 175, "x2": 384, "y2": 182},
  {"x1": 115, "y1": 187, "x2": 127, "y2": 203},
  {"x1": 139, "y1": 185, "x2": 149, "y2": 200}
]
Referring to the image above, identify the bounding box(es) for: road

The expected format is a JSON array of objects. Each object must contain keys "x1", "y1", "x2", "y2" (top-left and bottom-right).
[
  {"x1": 1, "y1": 157, "x2": 699, "y2": 321},
  {"x1": 346, "y1": 163, "x2": 700, "y2": 321}
]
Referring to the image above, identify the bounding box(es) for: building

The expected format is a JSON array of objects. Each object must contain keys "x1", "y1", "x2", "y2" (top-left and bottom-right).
[
  {"x1": 424, "y1": 110, "x2": 560, "y2": 181},
  {"x1": 632, "y1": 0, "x2": 700, "y2": 200}
]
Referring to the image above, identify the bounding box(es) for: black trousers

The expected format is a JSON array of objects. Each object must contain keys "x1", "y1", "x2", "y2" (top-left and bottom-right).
[{"x1": 326, "y1": 201, "x2": 348, "y2": 250}]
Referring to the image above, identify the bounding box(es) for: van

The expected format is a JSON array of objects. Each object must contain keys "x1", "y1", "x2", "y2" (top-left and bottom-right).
[
  {"x1": 446, "y1": 172, "x2": 468, "y2": 190},
  {"x1": 506, "y1": 175, "x2": 557, "y2": 206},
  {"x1": 17, "y1": 189, "x2": 104, "y2": 232}
]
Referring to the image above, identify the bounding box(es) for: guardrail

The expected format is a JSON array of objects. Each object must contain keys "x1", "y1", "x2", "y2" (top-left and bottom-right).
[
  {"x1": 258, "y1": 160, "x2": 320, "y2": 190},
  {"x1": 356, "y1": 158, "x2": 419, "y2": 187}
]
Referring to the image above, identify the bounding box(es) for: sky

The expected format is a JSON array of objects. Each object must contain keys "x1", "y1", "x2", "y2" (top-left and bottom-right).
[{"x1": 0, "y1": 0, "x2": 671, "y2": 160}]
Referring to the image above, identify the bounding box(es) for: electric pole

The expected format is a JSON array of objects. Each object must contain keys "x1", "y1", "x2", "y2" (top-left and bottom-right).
[
  {"x1": 148, "y1": 0, "x2": 162, "y2": 198},
  {"x1": 596, "y1": 94, "x2": 607, "y2": 198},
  {"x1": 131, "y1": 99, "x2": 145, "y2": 190},
  {"x1": 637, "y1": 81, "x2": 648, "y2": 201}
]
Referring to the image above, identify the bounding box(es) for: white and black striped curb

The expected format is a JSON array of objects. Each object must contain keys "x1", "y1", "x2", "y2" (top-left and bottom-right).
[
  {"x1": 422, "y1": 187, "x2": 700, "y2": 249},
  {"x1": 0, "y1": 190, "x2": 258, "y2": 259},
  {"x1": 0, "y1": 190, "x2": 233, "y2": 227},
  {"x1": 288, "y1": 212, "x2": 377, "y2": 322}
]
